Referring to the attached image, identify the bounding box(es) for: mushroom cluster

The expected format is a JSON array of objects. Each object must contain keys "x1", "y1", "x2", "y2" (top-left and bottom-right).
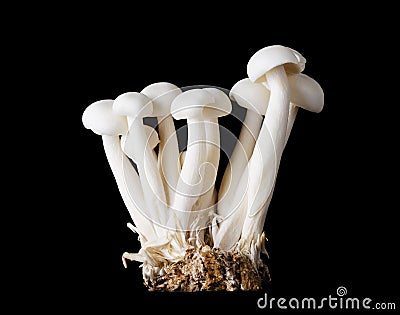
[{"x1": 82, "y1": 45, "x2": 324, "y2": 291}]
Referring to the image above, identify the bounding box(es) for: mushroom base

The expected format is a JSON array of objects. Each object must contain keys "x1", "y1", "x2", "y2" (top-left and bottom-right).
[{"x1": 145, "y1": 246, "x2": 270, "y2": 291}]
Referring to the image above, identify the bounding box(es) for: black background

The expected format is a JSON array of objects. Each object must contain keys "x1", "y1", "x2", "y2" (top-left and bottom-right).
[{"x1": 35, "y1": 8, "x2": 399, "y2": 313}]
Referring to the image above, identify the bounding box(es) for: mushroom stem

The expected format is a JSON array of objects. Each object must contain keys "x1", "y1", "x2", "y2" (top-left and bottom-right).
[
  {"x1": 215, "y1": 79, "x2": 269, "y2": 249},
  {"x1": 172, "y1": 120, "x2": 206, "y2": 230},
  {"x1": 129, "y1": 120, "x2": 168, "y2": 228},
  {"x1": 236, "y1": 110, "x2": 263, "y2": 164},
  {"x1": 101, "y1": 135, "x2": 156, "y2": 243},
  {"x1": 204, "y1": 118, "x2": 219, "y2": 199},
  {"x1": 213, "y1": 183, "x2": 248, "y2": 250},
  {"x1": 240, "y1": 65, "x2": 290, "y2": 247},
  {"x1": 193, "y1": 118, "x2": 219, "y2": 211},
  {"x1": 191, "y1": 118, "x2": 219, "y2": 239},
  {"x1": 140, "y1": 82, "x2": 182, "y2": 208},
  {"x1": 219, "y1": 110, "x2": 263, "y2": 202},
  {"x1": 263, "y1": 66, "x2": 290, "y2": 157},
  {"x1": 158, "y1": 115, "x2": 180, "y2": 205},
  {"x1": 113, "y1": 92, "x2": 169, "y2": 229},
  {"x1": 214, "y1": 111, "x2": 262, "y2": 249},
  {"x1": 205, "y1": 118, "x2": 220, "y2": 171},
  {"x1": 284, "y1": 103, "x2": 298, "y2": 146}
]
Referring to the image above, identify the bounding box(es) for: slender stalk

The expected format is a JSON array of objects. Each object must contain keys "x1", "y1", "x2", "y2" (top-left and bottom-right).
[
  {"x1": 193, "y1": 118, "x2": 219, "y2": 211},
  {"x1": 158, "y1": 115, "x2": 180, "y2": 206},
  {"x1": 284, "y1": 103, "x2": 298, "y2": 146},
  {"x1": 172, "y1": 120, "x2": 206, "y2": 230},
  {"x1": 218, "y1": 110, "x2": 263, "y2": 215},
  {"x1": 128, "y1": 121, "x2": 168, "y2": 227},
  {"x1": 240, "y1": 66, "x2": 290, "y2": 247},
  {"x1": 102, "y1": 135, "x2": 156, "y2": 243}
]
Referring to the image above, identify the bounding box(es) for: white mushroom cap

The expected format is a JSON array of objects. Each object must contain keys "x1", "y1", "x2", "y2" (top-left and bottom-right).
[
  {"x1": 229, "y1": 79, "x2": 270, "y2": 115},
  {"x1": 82, "y1": 100, "x2": 128, "y2": 136},
  {"x1": 171, "y1": 89, "x2": 215, "y2": 120},
  {"x1": 247, "y1": 45, "x2": 305, "y2": 83},
  {"x1": 141, "y1": 82, "x2": 182, "y2": 117},
  {"x1": 113, "y1": 92, "x2": 153, "y2": 121},
  {"x1": 288, "y1": 73, "x2": 324, "y2": 113},
  {"x1": 202, "y1": 88, "x2": 232, "y2": 118}
]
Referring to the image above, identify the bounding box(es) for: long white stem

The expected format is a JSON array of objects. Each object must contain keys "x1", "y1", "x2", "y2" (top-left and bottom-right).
[
  {"x1": 158, "y1": 115, "x2": 180, "y2": 206},
  {"x1": 284, "y1": 103, "x2": 298, "y2": 147},
  {"x1": 172, "y1": 120, "x2": 206, "y2": 231},
  {"x1": 213, "y1": 181, "x2": 248, "y2": 250},
  {"x1": 129, "y1": 121, "x2": 168, "y2": 228},
  {"x1": 240, "y1": 66, "x2": 290, "y2": 247},
  {"x1": 102, "y1": 135, "x2": 156, "y2": 243},
  {"x1": 263, "y1": 66, "x2": 290, "y2": 157},
  {"x1": 193, "y1": 118, "x2": 219, "y2": 212},
  {"x1": 218, "y1": 110, "x2": 263, "y2": 216},
  {"x1": 235, "y1": 104, "x2": 297, "y2": 246},
  {"x1": 191, "y1": 118, "x2": 219, "y2": 239},
  {"x1": 214, "y1": 110, "x2": 262, "y2": 249},
  {"x1": 205, "y1": 118, "x2": 220, "y2": 170}
]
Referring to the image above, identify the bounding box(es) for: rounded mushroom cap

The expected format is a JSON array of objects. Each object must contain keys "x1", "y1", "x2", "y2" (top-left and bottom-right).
[
  {"x1": 202, "y1": 88, "x2": 232, "y2": 118},
  {"x1": 229, "y1": 79, "x2": 270, "y2": 115},
  {"x1": 113, "y1": 92, "x2": 153, "y2": 120},
  {"x1": 247, "y1": 45, "x2": 305, "y2": 83},
  {"x1": 141, "y1": 82, "x2": 182, "y2": 117},
  {"x1": 288, "y1": 73, "x2": 324, "y2": 113},
  {"x1": 121, "y1": 125, "x2": 159, "y2": 159},
  {"x1": 171, "y1": 89, "x2": 215, "y2": 120},
  {"x1": 82, "y1": 100, "x2": 128, "y2": 136}
]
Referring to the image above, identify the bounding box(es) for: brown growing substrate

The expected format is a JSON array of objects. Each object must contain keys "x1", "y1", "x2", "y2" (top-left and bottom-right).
[{"x1": 145, "y1": 245, "x2": 270, "y2": 291}]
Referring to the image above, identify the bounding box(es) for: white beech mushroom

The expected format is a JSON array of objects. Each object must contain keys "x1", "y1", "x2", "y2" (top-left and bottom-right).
[
  {"x1": 141, "y1": 82, "x2": 182, "y2": 206},
  {"x1": 214, "y1": 80, "x2": 270, "y2": 250},
  {"x1": 119, "y1": 109, "x2": 187, "y2": 273},
  {"x1": 194, "y1": 88, "x2": 232, "y2": 212},
  {"x1": 215, "y1": 75, "x2": 322, "y2": 250},
  {"x1": 113, "y1": 92, "x2": 168, "y2": 228},
  {"x1": 82, "y1": 100, "x2": 156, "y2": 243},
  {"x1": 170, "y1": 89, "x2": 215, "y2": 231},
  {"x1": 216, "y1": 73, "x2": 323, "y2": 250},
  {"x1": 239, "y1": 45, "x2": 305, "y2": 249},
  {"x1": 191, "y1": 88, "x2": 231, "y2": 243}
]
